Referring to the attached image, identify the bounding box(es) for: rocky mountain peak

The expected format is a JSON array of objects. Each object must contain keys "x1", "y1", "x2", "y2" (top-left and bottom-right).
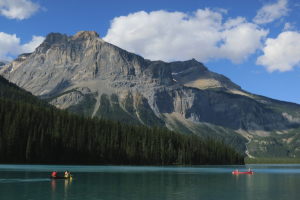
[
  {"x1": 169, "y1": 59, "x2": 207, "y2": 73},
  {"x1": 72, "y1": 31, "x2": 99, "y2": 40},
  {"x1": 44, "y1": 32, "x2": 68, "y2": 44}
]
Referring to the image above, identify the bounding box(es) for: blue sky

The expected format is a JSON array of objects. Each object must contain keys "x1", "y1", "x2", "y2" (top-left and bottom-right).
[{"x1": 1, "y1": 0, "x2": 300, "y2": 103}]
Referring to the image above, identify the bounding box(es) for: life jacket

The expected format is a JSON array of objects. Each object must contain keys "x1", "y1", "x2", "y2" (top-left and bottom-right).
[
  {"x1": 51, "y1": 171, "x2": 57, "y2": 177},
  {"x1": 64, "y1": 171, "x2": 69, "y2": 178}
]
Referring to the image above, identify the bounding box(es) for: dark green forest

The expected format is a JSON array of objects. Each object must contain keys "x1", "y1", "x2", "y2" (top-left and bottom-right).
[{"x1": 0, "y1": 76, "x2": 244, "y2": 165}]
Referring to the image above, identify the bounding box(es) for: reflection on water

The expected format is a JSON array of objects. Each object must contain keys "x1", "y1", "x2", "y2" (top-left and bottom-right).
[
  {"x1": 0, "y1": 164, "x2": 300, "y2": 200},
  {"x1": 50, "y1": 178, "x2": 72, "y2": 192},
  {"x1": 51, "y1": 179, "x2": 56, "y2": 192},
  {"x1": 64, "y1": 178, "x2": 72, "y2": 194},
  {"x1": 50, "y1": 177, "x2": 72, "y2": 200}
]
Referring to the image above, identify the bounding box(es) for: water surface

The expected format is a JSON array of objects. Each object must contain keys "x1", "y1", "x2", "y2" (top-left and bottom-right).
[{"x1": 0, "y1": 164, "x2": 299, "y2": 200}]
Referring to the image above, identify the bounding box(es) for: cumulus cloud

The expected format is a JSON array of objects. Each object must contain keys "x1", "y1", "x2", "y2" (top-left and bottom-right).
[
  {"x1": 253, "y1": 0, "x2": 289, "y2": 24},
  {"x1": 104, "y1": 9, "x2": 268, "y2": 63},
  {"x1": 0, "y1": 32, "x2": 44, "y2": 60},
  {"x1": 20, "y1": 35, "x2": 44, "y2": 52},
  {"x1": 257, "y1": 31, "x2": 300, "y2": 72},
  {"x1": 0, "y1": 0, "x2": 40, "y2": 20},
  {"x1": 0, "y1": 32, "x2": 20, "y2": 60},
  {"x1": 220, "y1": 17, "x2": 269, "y2": 62}
]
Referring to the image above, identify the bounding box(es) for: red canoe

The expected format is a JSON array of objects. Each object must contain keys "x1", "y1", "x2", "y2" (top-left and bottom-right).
[{"x1": 232, "y1": 171, "x2": 254, "y2": 175}]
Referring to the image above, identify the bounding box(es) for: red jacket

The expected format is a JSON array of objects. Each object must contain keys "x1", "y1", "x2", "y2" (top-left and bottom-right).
[{"x1": 51, "y1": 171, "x2": 57, "y2": 177}]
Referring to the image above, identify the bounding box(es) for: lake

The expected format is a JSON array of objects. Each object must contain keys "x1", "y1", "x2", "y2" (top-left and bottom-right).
[{"x1": 0, "y1": 164, "x2": 300, "y2": 200}]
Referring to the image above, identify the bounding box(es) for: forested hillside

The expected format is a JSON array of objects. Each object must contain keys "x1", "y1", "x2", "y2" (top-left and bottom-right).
[
  {"x1": 0, "y1": 76, "x2": 49, "y2": 107},
  {"x1": 0, "y1": 75, "x2": 244, "y2": 165}
]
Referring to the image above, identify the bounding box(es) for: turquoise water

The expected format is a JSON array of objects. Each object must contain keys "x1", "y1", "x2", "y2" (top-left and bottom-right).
[{"x1": 0, "y1": 164, "x2": 300, "y2": 200}]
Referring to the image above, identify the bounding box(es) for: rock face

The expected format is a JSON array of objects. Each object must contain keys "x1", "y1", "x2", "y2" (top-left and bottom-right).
[{"x1": 1, "y1": 31, "x2": 300, "y2": 157}]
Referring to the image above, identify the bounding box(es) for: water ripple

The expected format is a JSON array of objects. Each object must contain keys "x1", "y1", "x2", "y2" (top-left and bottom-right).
[{"x1": 0, "y1": 178, "x2": 50, "y2": 183}]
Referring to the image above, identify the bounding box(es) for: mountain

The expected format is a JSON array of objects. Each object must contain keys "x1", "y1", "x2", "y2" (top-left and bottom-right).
[
  {"x1": 0, "y1": 74, "x2": 243, "y2": 165},
  {"x1": 1, "y1": 31, "x2": 300, "y2": 159},
  {"x1": 0, "y1": 75, "x2": 50, "y2": 107},
  {"x1": 0, "y1": 60, "x2": 8, "y2": 68}
]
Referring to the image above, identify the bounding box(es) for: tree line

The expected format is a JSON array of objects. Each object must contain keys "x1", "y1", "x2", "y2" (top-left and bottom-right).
[{"x1": 0, "y1": 75, "x2": 244, "y2": 165}]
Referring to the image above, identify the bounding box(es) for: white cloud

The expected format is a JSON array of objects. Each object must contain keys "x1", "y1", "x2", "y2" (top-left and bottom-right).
[
  {"x1": 20, "y1": 35, "x2": 44, "y2": 52},
  {"x1": 220, "y1": 17, "x2": 269, "y2": 62},
  {"x1": 253, "y1": 0, "x2": 289, "y2": 24},
  {"x1": 0, "y1": 0, "x2": 40, "y2": 20},
  {"x1": 283, "y1": 22, "x2": 295, "y2": 31},
  {"x1": 0, "y1": 32, "x2": 44, "y2": 60},
  {"x1": 104, "y1": 9, "x2": 268, "y2": 63},
  {"x1": 257, "y1": 31, "x2": 300, "y2": 72},
  {"x1": 0, "y1": 32, "x2": 20, "y2": 60}
]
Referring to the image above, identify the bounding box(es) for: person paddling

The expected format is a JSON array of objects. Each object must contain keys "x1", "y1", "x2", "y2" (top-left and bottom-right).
[
  {"x1": 51, "y1": 171, "x2": 57, "y2": 178},
  {"x1": 64, "y1": 171, "x2": 70, "y2": 178}
]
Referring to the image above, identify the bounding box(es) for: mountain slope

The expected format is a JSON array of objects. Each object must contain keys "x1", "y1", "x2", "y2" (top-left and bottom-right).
[
  {"x1": 0, "y1": 75, "x2": 49, "y2": 107},
  {"x1": 0, "y1": 60, "x2": 8, "y2": 67},
  {"x1": 1, "y1": 31, "x2": 300, "y2": 158},
  {"x1": 0, "y1": 75, "x2": 243, "y2": 165}
]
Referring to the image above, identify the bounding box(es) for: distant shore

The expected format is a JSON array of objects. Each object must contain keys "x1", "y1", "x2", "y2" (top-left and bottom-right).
[{"x1": 245, "y1": 157, "x2": 300, "y2": 164}]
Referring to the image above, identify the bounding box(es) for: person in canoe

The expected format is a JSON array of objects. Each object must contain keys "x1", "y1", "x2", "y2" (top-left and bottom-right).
[
  {"x1": 51, "y1": 171, "x2": 57, "y2": 178},
  {"x1": 64, "y1": 171, "x2": 71, "y2": 178}
]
